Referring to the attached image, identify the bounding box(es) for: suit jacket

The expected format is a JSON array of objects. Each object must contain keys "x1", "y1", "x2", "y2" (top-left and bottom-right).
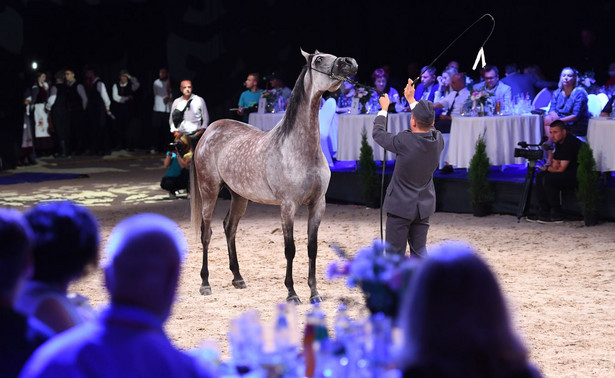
[
  {"x1": 501, "y1": 73, "x2": 537, "y2": 99},
  {"x1": 373, "y1": 115, "x2": 444, "y2": 220}
]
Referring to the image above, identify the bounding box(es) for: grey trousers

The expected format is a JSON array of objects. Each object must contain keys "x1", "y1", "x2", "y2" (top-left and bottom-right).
[{"x1": 386, "y1": 213, "x2": 430, "y2": 257}]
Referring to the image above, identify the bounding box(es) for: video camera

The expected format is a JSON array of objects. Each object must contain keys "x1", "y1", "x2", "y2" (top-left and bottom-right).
[
  {"x1": 514, "y1": 136, "x2": 548, "y2": 161},
  {"x1": 166, "y1": 141, "x2": 185, "y2": 153}
]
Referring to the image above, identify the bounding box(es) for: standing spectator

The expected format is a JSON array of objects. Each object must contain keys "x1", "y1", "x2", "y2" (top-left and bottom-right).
[
  {"x1": 544, "y1": 67, "x2": 589, "y2": 137},
  {"x1": 20, "y1": 214, "x2": 215, "y2": 378},
  {"x1": 372, "y1": 81, "x2": 444, "y2": 256},
  {"x1": 21, "y1": 89, "x2": 36, "y2": 166},
  {"x1": 237, "y1": 72, "x2": 262, "y2": 123},
  {"x1": 398, "y1": 241, "x2": 542, "y2": 377},
  {"x1": 473, "y1": 65, "x2": 512, "y2": 105},
  {"x1": 46, "y1": 70, "x2": 70, "y2": 157},
  {"x1": 26, "y1": 72, "x2": 54, "y2": 155},
  {"x1": 0, "y1": 209, "x2": 50, "y2": 378},
  {"x1": 64, "y1": 68, "x2": 88, "y2": 156},
  {"x1": 15, "y1": 201, "x2": 99, "y2": 335},
  {"x1": 169, "y1": 80, "x2": 209, "y2": 150},
  {"x1": 151, "y1": 68, "x2": 172, "y2": 153},
  {"x1": 84, "y1": 67, "x2": 111, "y2": 155},
  {"x1": 112, "y1": 69, "x2": 141, "y2": 151}
]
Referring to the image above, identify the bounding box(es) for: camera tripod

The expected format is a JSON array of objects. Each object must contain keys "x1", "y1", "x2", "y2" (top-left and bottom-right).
[{"x1": 516, "y1": 159, "x2": 539, "y2": 222}]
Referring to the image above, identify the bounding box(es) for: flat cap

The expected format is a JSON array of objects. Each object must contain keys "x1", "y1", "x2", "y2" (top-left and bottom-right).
[{"x1": 413, "y1": 100, "x2": 435, "y2": 124}]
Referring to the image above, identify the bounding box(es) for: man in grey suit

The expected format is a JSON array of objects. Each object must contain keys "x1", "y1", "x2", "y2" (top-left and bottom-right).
[{"x1": 373, "y1": 79, "x2": 444, "y2": 257}]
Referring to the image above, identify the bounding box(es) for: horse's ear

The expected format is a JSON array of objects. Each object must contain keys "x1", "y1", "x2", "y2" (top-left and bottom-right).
[
  {"x1": 300, "y1": 48, "x2": 310, "y2": 61},
  {"x1": 314, "y1": 49, "x2": 320, "y2": 54}
]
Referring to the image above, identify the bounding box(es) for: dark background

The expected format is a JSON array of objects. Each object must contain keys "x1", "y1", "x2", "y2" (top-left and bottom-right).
[{"x1": 1, "y1": 0, "x2": 614, "y2": 164}]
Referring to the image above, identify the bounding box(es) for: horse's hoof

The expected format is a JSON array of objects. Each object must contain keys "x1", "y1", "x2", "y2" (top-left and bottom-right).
[
  {"x1": 199, "y1": 285, "x2": 212, "y2": 296},
  {"x1": 232, "y1": 279, "x2": 247, "y2": 289},
  {"x1": 287, "y1": 295, "x2": 302, "y2": 305},
  {"x1": 310, "y1": 294, "x2": 323, "y2": 304}
]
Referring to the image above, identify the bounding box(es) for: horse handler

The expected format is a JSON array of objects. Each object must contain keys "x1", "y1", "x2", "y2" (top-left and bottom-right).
[
  {"x1": 169, "y1": 80, "x2": 209, "y2": 151},
  {"x1": 372, "y1": 79, "x2": 444, "y2": 257}
]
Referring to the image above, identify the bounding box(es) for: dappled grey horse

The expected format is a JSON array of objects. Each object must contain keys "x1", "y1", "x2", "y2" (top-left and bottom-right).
[{"x1": 190, "y1": 50, "x2": 358, "y2": 303}]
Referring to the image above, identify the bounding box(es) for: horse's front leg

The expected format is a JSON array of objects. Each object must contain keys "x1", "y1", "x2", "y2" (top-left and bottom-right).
[
  {"x1": 281, "y1": 202, "x2": 300, "y2": 304},
  {"x1": 223, "y1": 192, "x2": 248, "y2": 289},
  {"x1": 307, "y1": 197, "x2": 325, "y2": 303}
]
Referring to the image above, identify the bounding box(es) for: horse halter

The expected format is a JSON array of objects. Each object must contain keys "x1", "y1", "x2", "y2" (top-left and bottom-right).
[{"x1": 308, "y1": 56, "x2": 351, "y2": 82}]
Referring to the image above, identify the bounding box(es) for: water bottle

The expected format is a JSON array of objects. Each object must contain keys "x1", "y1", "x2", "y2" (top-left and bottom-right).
[{"x1": 304, "y1": 303, "x2": 331, "y2": 377}]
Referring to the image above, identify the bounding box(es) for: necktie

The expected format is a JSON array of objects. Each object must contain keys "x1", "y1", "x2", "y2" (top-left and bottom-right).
[{"x1": 446, "y1": 92, "x2": 459, "y2": 116}]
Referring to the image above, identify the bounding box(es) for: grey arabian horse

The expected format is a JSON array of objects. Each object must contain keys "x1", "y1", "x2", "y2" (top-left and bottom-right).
[{"x1": 190, "y1": 50, "x2": 358, "y2": 303}]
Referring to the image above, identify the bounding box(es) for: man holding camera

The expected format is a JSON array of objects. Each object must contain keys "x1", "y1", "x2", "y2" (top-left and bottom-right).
[
  {"x1": 160, "y1": 134, "x2": 192, "y2": 199},
  {"x1": 530, "y1": 120, "x2": 583, "y2": 223}
]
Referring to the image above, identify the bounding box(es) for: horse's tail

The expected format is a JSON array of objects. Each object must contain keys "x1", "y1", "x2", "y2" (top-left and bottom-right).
[{"x1": 190, "y1": 157, "x2": 203, "y2": 239}]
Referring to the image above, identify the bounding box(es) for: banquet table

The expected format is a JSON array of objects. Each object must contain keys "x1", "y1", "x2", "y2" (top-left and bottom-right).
[
  {"x1": 248, "y1": 112, "x2": 286, "y2": 131},
  {"x1": 335, "y1": 113, "x2": 412, "y2": 161},
  {"x1": 446, "y1": 114, "x2": 543, "y2": 168},
  {"x1": 587, "y1": 117, "x2": 615, "y2": 172}
]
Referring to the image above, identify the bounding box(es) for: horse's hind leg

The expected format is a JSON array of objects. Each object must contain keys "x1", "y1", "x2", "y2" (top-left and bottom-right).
[
  {"x1": 223, "y1": 190, "x2": 248, "y2": 289},
  {"x1": 280, "y1": 201, "x2": 301, "y2": 304},
  {"x1": 307, "y1": 197, "x2": 326, "y2": 303},
  {"x1": 199, "y1": 185, "x2": 220, "y2": 296}
]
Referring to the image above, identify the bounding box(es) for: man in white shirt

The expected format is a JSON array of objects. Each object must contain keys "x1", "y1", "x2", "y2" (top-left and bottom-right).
[
  {"x1": 151, "y1": 68, "x2": 172, "y2": 153},
  {"x1": 169, "y1": 80, "x2": 209, "y2": 136}
]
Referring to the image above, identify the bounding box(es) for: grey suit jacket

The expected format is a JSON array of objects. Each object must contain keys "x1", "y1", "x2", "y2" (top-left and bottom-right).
[{"x1": 372, "y1": 115, "x2": 444, "y2": 220}]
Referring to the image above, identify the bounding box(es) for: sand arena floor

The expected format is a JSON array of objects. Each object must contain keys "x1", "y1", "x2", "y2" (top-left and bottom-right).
[{"x1": 1, "y1": 152, "x2": 614, "y2": 377}]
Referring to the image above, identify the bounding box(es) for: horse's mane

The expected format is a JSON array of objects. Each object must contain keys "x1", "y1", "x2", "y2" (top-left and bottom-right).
[{"x1": 277, "y1": 55, "x2": 311, "y2": 138}]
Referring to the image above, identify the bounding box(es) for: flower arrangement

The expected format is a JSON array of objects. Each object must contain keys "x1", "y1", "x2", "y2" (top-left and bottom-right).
[
  {"x1": 353, "y1": 85, "x2": 373, "y2": 106},
  {"x1": 470, "y1": 89, "x2": 490, "y2": 105},
  {"x1": 579, "y1": 71, "x2": 598, "y2": 94},
  {"x1": 260, "y1": 89, "x2": 281, "y2": 104},
  {"x1": 326, "y1": 240, "x2": 417, "y2": 317}
]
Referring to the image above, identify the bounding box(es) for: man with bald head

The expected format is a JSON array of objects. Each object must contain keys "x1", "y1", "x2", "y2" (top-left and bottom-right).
[{"x1": 21, "y1": 214, "x2": 213, "y2": 378}]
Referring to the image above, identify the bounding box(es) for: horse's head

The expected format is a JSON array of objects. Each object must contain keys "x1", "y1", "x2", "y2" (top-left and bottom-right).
[{"x1": 301, "y1": 49, "x2": 358, "y2": 92}]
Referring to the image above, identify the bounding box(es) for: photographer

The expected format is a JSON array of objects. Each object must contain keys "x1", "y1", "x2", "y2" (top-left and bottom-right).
[
  {"x1": 160, "y1": 135, "x2": 192, "y2": 199},
  {"x1": 530, "y1": 120, "x2": 583, "y2": 223}
]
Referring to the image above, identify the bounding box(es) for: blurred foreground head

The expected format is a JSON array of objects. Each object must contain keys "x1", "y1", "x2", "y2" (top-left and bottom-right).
[
  {"x1": 104, "y1": 214, "x2": 187, "y2": 320},
  {"x1": 0, "y1": 208, "x2": 33, "y2": 301},
  {"x1": 399, "y1": 241, "x2": 530, "y2": 376}
]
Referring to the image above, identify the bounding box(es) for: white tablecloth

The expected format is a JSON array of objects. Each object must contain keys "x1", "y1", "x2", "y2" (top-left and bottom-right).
[
  {"x1": 447, "y1": 114, "x2": 543, "y2": 168},
  {"x1": 336, "y1": 113, "x2": 412, "y2": 161},
  {"x1": 587, "y1": 117, "x2": 615, "y2": 172},
  {"x1": 248, "y1": 112, "x2": 286, "y2": 131}
]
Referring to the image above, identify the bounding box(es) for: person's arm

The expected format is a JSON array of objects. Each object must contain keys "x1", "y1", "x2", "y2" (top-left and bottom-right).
[
  {"x1": 164, "y1": 152, "x2": 173, "y2": 168},
  {"x1": 112, "y1": 84, "x2": 122, "y2": 103},
  {"x1": 98, "y1": 82, "x2": 111, "y2": 114},
  {"x1": 129, "y1": 75, "x2": 140, "y2": 92},
  {"x1": 200, "y1": 97, "x2": 209, "y2": 127},
  {"x1": 77, "y1": 84, "x2": 88, "y2": 110},
  {"x1": 176, "y1": 151, "x2": 189, "y2": 169},
  {"x1": 546, "y1": 158, "x2": 569, "y2": 173},
  {"x1": 169, "y1": 99, "x2": 178, "y2": 133},
  {"x1": 404, "y1": 78, "x2": 417, "y2": 106},
  {"x1": 46, "y1": 86, "x2": 57, "y2": 111}
]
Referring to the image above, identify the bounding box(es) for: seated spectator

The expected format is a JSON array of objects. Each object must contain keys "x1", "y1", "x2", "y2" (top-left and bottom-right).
[
  {"x1": 237, "y1": 72, "x2": 263, "y2": 123},
  {"x1": 544, "y1": 67, "x2": 589, "y2": 137},
  {"x1": 161, "y1": 134, "x2": 192, "y2": 199},
  {"x1": 473, "y1": 64, "x2": 512, "y2": 105},
  {"x1": 0, "y1": 209, "x2": 49, "y2": 377},
  {"x1": 599, "y1": 94, "x2": 614, "y2": 117},
  {"x1": 605, "y1": 62, "x2": 615, "y2": 87},
  {"x1": 434, "y1": 72, "x2": 471, "y2": 132},
  {"x1": 267, "y1": 71, "x2": 292, "y2": 105},
  {"x1": 529, "y1": 120, "x2": 583, "y2": 223},
  {"x1": 335, "y1": 75, "x2": 357, "y2": 113},
  {"x1": 15, "y1": 201, "x2": 98, "y2": 335},
  {"x1": 434, "y1": 68, "x2": 457, "y2": 102},
  {"x1": 398, "y1": 241, "x2": 542, "y2": 378},
  {"x1": 20, "y1": 214, "x2": 214, "y2": 377},
  {"x1": 369, "y1": 67, "x2": 400, "y2": 112},
  {"x1": 414, "y1": 66, "x2": 440, "y2": 102},
  {"x1": 501, "y1": 63, "x2": 538, "y2": 99}
]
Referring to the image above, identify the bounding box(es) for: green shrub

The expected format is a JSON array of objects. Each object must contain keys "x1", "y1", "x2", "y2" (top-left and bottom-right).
[
  {"x1": 576, "y1": 143, "x2": 601, "y2": 215},
  {"x1": 468, "y1": 134, "x2": 494, "y2": 205}
]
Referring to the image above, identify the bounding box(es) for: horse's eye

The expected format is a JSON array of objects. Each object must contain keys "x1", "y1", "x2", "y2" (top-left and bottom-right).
[{"x1": 315, "y1": 56, "x2": 323, "y2": 64}]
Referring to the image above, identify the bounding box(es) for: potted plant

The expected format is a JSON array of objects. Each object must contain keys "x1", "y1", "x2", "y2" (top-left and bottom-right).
[
  {"x1": 576, "y1": 143, "x2": 601, "y2": 226},
  {"x1": 468, "y1": 134, "x2": 494, "y2": 216},
  {"x1": 358, "y1": 128, "x2": 381, "y2": 208}
]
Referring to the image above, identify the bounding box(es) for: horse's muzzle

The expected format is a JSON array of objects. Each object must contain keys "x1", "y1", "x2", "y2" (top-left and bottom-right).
[{"x1": 334, "y1": 57, "x2": 358, "y2": 78}]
